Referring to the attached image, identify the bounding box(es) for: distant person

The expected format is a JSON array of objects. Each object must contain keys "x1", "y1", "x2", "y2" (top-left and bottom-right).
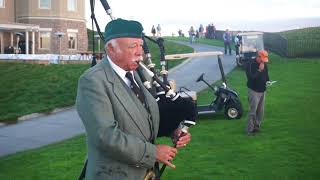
[
  {"x1": 188, "y1": 26, "x2": 195, "y2": 44},
  {"x1": 199, "y1": 24, "x2": 204, "y2": 38},
  {"x1": 245, "y1": 50, "x2": 270, "y2": 135},
  {"x1": 234, "y1": 32, "x2": 242, "y2": 57},
  {"x1": 178, "y1": 29, "x2": 182, "y2": 36},
  {"x1": 151, "y1": 25, "x2": 156, "y2": 37},
  {"x1": 156, "y1": 24, "x2": 161, "y2": 37},
  {"x1": 206, "y1": 23, "x2": 216, "y2": 39},
  {"x1": 178, "y1": 29, "x2": 184, "y2": 37},
  {"x1": 196, "y1": 30, "x2": 199, "y2": 39},
  {"x1": 223, "y1": 29, "x2": 232, "y2": 55},
  {"x1": 212, "y1": 25, "x2": 216, "y2": 39},
  {"x1": 18, "y1": 40, "x2": 25, "y2": 54}
]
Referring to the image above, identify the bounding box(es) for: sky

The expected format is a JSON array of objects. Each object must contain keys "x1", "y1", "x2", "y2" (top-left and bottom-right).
[{"x1": 85, "y1": 0, "x2": 320, "y2": 36}]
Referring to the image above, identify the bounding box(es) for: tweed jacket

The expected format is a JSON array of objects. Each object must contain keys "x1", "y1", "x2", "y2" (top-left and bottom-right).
[{"x1": 76, "y1": 57, "x2": 160, "y2": 180}]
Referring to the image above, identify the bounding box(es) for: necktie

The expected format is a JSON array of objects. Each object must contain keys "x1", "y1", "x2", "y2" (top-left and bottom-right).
[{"x1": 125, "y1": 72, "x2": 145, "y2": 104}]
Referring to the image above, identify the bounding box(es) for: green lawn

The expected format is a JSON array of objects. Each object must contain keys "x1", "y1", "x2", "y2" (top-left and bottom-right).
[
  {"x1": 1, "y1": 54, "x2": 319, "y2": 179},
  {"x1": 0, "y1": 41, "x2": 192, "y2": 122},
  {"x1": 0, "y1": 63, "x2": 88, "y2": 122}
]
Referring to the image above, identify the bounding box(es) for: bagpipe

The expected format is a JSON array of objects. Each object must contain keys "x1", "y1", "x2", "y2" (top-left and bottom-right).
[{"x1": 138, "y1": 36, "x2": 197, "y2": 137}]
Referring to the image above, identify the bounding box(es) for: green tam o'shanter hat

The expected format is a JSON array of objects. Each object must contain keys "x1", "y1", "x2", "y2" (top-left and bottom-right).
[{"x1": 104, "y1": 18, "x2": 144, "y2": 42}]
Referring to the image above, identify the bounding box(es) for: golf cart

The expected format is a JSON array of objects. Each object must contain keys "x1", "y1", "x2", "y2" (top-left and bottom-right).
[
  {"x1": 235, "y1": 32, "x2": 264, "y2": 68},
  {"x1": 165, "y1": 51, "x2": 243, "y2": 120},
  {"x1": 195, "y1": 56, "x2": 243, "y2": 119}
]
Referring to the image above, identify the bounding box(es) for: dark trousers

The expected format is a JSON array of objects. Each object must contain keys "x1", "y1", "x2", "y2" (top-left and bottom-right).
[
  {"x1": 224, "y1": 42, "x2": 231, "y2": 55},
  {"x1": 235, "y1": 45, "x2": 240, "y2": 55}
]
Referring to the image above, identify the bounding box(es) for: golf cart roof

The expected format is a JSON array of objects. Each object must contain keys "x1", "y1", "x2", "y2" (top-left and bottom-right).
[{"x1": 237, "y1": 32, "x2": 263, "y2": 36}]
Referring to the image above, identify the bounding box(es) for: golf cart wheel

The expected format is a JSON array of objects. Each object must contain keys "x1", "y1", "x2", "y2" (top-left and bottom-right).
[
  {"x1": 236, "y1": 57, "x2": 243, "y2": 67},
  {"x1": 224, "y1": 102, "x2": 243, "y2": 119}
]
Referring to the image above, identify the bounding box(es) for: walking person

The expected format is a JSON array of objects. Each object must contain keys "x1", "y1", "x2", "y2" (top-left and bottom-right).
[
  {"x1": 156, "y1": 24, "x2": 161, "y2": 37},
  {"x1": 235, "y1": 32, "x2": 242, "y2": 57},
  {"x1": 223, "y1": 29, "x2": 232, "y2": 55},
  {"x1": 245, "y1": 50, "x2": 270, "y2": 135},
  {"x1": 151, "y1": 25, "x2": 156, "y2": 37},
  {"x1": 199, "y1": 24, "x2": 204, "y2": 38},
  {"x1": 188, "y1": 26, "x2": 195, "y2": 44},
  {"x1": 76, "y1": 18, "x2": 191, "y2": 180}
]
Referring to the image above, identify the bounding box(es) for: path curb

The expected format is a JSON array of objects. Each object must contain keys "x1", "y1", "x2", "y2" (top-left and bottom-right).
[{"x1": 0, "y1": 106, "x2": 75, "y2": 127}]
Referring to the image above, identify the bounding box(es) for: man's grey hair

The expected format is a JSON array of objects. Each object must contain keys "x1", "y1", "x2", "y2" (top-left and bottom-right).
[{"x1": 105, "y1": 39, "x2": 122, "y2": 54}]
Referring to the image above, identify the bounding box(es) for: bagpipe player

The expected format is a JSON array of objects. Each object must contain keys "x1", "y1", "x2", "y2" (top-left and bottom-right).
[{"x1": 76, "y1": 18, "x2": 192, "y2": 180}]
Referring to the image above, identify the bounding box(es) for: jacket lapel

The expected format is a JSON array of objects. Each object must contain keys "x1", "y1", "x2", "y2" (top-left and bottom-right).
[{"x1": 101, "y1": 59, "x2": 150, "y2": 140}]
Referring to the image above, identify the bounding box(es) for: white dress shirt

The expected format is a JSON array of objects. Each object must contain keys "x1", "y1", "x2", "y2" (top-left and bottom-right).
[{"x1": 107, "y1": 56, "x2": 139, "y2": 88}]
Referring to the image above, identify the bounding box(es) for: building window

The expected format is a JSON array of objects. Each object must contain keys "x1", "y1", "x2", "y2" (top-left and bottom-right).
[
  {"x1": 0, "y1": 0, "x2": 5, "y2": 8},
  {"x1": 68, "y1": 33, "x2": 77, "y2": 49},
  {"x1": 39, "y1": 0, "x2": 51, "y2": 9},
  {"x1": 39, "y1": 32, "x2": 51, "y2": 49},
  {"x1": 68, "y1": 0, "x2": 76, "y2": 11}
]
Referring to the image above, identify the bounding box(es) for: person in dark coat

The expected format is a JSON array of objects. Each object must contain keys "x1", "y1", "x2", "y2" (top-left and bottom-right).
[
  {"x1": 223, "y1": 29, "x2": 232, "y2": 55},
  {"x1": 151, "y1": 25, "x2": 156, "y2": 37},
  {"x1": 245, "y1": 50, "x2": 270, "y2": 135}
]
